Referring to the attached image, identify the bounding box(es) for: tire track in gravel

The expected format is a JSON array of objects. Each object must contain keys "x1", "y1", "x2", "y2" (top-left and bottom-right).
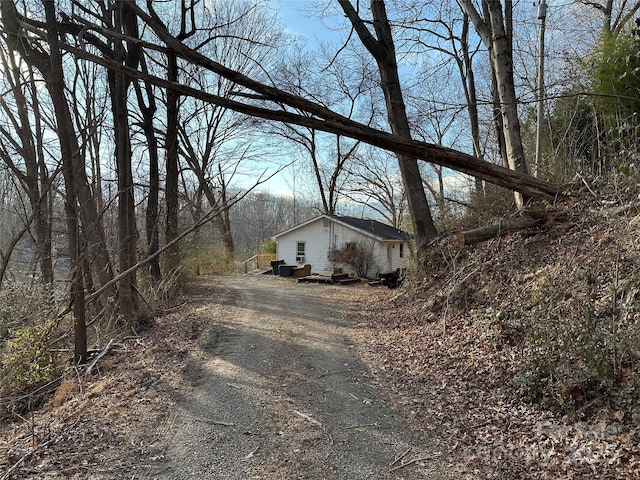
[{"x1": 153, "y1": 275, "x2": 450, "y2": 480}]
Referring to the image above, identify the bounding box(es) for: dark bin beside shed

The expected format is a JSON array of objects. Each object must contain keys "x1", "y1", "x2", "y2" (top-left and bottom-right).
[
  {"x1": 270, "y1": 259, "x2": 285, "y2": 275},
  {"x1": 278, "y1": 265, "x2": 296, "y2": 277}
]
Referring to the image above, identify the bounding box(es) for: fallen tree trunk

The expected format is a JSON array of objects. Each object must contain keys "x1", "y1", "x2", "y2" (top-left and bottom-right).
[
  {"x1": 456, "y1": 206, "x2": 565, "y2": 246},
  {"x1": 456, "y1": 215, "x2": 543, "y2": 246},
  {"x1": 50, "y1": 8, "x2": 564, "y2": 202},
  {"x1": 61, "y1": 40, "x2": 562, "y2": 202}
]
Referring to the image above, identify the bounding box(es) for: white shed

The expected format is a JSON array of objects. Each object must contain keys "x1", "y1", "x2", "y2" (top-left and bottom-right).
[{"x1": 272, "y1": 214, "x2": 410, "y2": 278}]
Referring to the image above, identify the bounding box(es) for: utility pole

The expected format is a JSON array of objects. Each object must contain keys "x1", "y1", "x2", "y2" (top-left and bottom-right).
[{"x1": 535, "y1": 0, "x2": 547, "y2": 178}]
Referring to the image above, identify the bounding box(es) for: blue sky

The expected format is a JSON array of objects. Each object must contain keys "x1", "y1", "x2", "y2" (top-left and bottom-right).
[{"x1": 273, "y1": 0, "x2": 345, "y2": 44}]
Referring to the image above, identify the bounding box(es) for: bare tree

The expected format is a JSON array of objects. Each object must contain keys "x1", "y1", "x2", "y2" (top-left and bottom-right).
[
  {"x1": 175, "y1": 0, "x2": 283, "y2": 258},
  {"x1": 230, "y1": 191, "x2": 316, "y2": 257},
  {"x1": 580, "y1": 0, "x2": 640, "y2": 35},
  {"x1": 398, "y1": 2, "x2": 486, "y2": 197},
  {"x1": 344, "y1": 147, "x2": 407, "y2": 229},
  {"x1": 337, "y1": 0, "x2": 438, "y2": 252},
  {"x1": 268, "y1": 44, "x2": 372, "y2": 216},
  {"x1": 458, "y1": 0, "x2": 529, "y2": 205},
  {"x1": 0, "y1": 46, "x2": 53, "y2": 284}
]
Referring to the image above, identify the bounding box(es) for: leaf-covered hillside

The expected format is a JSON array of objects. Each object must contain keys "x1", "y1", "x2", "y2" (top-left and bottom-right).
[{"x1": 353, "y1": 176, "x2": 640, "y2": 478}]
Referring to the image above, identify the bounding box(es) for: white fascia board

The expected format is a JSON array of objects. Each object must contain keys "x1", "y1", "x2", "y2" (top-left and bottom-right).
[{"x1": 271, "y1": 214, "x2": 330, "y2": 239}]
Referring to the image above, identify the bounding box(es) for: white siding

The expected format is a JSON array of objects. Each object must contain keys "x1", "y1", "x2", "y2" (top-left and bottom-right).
[
  {"x1": 276, "y1": 218, "x2": 332, "y2": 270},
  {"x1": 377, "y1": 240, "x2": 409, "y2": 275}
]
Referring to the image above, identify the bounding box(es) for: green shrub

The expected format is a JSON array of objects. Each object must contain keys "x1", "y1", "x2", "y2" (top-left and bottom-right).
[
  {"x1": 0, "y1": 282, "x2": 55, "y2": 341},
  {"x1": 1, "y1": 320, "x2": 58, "y2": 396},
  {"x1": 258, "y1": 239, "x2": 277, "y2": 254},
  {"x1": 0, "y1": 282, "x2": 65, "y2": 413}
]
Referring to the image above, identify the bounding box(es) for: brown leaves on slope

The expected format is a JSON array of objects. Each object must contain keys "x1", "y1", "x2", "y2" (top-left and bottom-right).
[
  {"x1": 0, "y1": 282, "x2": 231, "y2": 479},
  {"x1": 351, "y1": 178, "x2": 640, "y2": 479}
]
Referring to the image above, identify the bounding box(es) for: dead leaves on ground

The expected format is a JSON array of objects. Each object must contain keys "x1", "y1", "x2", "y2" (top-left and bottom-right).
[
  {"x1": 0, "y1": 284, "x2": 229, "y2": 479},
  {"x1": 351, "y1": 179, "x2": 640, "y2": 479}
]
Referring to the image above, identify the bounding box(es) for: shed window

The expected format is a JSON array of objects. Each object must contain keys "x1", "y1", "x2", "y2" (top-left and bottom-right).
[
  {"x1": 296, "y1": 242, "x2": 306, "y2": 256},
  {"x1": 345, "y1": 242, "x2": 356, "y2": 250},
  {"x1": 399, "y1": 243, "x2": 404, "y2": 258}
]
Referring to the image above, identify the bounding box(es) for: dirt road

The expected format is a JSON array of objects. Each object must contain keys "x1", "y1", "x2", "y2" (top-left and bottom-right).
[{"x1": 153, "y1": 275, "x2": 448, "y2": 479}]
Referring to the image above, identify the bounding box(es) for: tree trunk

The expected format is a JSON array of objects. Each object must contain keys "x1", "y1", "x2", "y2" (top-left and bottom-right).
[
  {"x1": 459, "y1": 12, "x2": 486, "y2": 202},
  {"x1": 42, "y1": 0, "x2": 87, "y2": 364},
  {"x1": 165, "y1": 52, "x2": 181, "y2": 275},
  {"x1": 71, "y1": 239, "x2": 87, "y2": 365},
  {"x1": 337, "y1": 0, "x2": 438, "y2": 252},
  {"x1": 486, "y1": 2, "x2": 527, "y2": 175},
  {"x1": 134, "y1": 78, "x2": 162, "y2": 282},
  {"x1": 309, "y1": 130, "x2": 331, "y2": 215},
  {"x1": 216, "y1": 165, "x2": 235, "y2": 258},
  {"x1": 110, "y1": 2, "x2": 139, "y2": 322},
  {"x1": 459, "y1": 0, "x2": 528, "y2": 206},
  {"x1": 31, "y1": 77, "x2": 54, "y2": 285},
  {"x1": 456, "y1": 215, "x2": 542, "y2": 246}
]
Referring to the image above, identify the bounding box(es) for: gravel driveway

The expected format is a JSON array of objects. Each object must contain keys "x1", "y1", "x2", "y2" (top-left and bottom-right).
[{"x1": 153, "y1": 275, "x2": 448, "y2": 479}]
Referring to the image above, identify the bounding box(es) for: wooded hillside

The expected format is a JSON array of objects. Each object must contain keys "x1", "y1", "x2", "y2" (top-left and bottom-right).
[
  {"x1": 0, "y1": 2, "x2": 639, "y2": 476},
  {"x1": 354, "y1": 176, "x2": 640, "y2": 478}
]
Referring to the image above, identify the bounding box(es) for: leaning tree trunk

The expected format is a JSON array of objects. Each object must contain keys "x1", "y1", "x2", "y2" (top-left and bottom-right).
[
  {"x1": 61, "y1": 5, "x2": 564, "y2": 203},
  {"x1": 338, "y1": 0, "x2": 438, "y2": 253},
  {"x1": 64, "y1": 40, "x2": 562, "y2": 202}
]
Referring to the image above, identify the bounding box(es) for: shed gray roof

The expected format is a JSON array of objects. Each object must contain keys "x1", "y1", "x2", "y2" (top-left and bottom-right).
[
  {"x1": 273, "y1": 214, "x2": 410, "y2": 242},
  {"x1": 332, "y1": 215, "x2": 409, "y2": 241}
]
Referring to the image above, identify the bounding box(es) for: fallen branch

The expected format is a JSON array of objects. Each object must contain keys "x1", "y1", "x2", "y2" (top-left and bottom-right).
[
  {"x1": 243, "y1": 446, "x2": 259, "y2": 460},
  {"x1": 388, "y1": 453, "x2": 441, "y2": 473},
  {"x1": 189, "y1": 415, "x2": 235, "y2": 427},
  {"x1": 291, "y1": 409, "x2": 322, "y2": 427},
  {"x1": 84, "y1": 339, "x2": 114, "y2": 378},
  {"x1": 388, "y1": 447, "x2": 412, "y2": 467},
  {"x1": 345, "y1": 422, "x2": 380, "y2": 429}
]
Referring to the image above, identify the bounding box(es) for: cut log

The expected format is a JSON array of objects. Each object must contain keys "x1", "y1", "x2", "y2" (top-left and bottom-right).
[{"x1": 456, "y1": 215, "x2": 543, "y2": 246}]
